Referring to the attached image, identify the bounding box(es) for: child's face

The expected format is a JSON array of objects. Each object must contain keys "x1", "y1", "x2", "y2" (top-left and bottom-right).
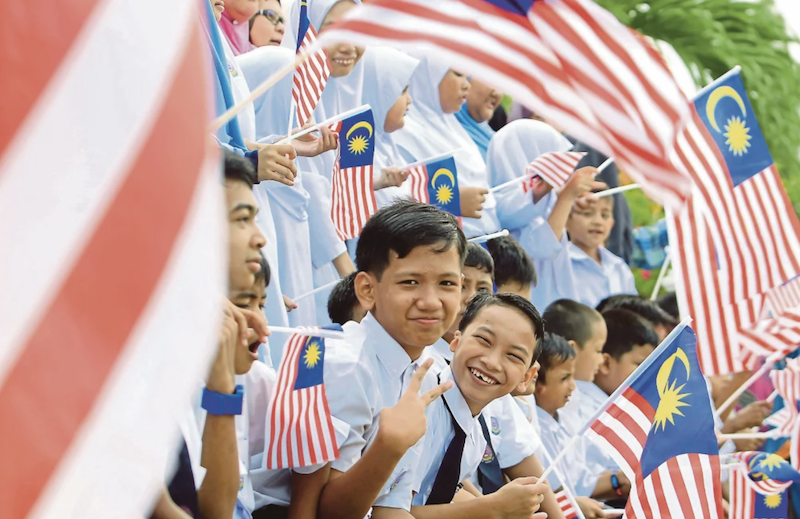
[
  {"x1": 228, "y1": 279, "x2": 268, "y2": 374},
  {"x1": 444, "y1": 265, "x2": 494, "y2": 342},
  {"x1": 320, "y1": 1, "x2": 365, "y2": 78},
  {"x1": 226, "y1": 180, "x2": 267, "y2": 293},
  {"x1": 566, "y1": 197, "x2": 614, "y2": 250},
  {"x1": 451, "y1": 305, "x2": 538, "y2": 415},
  {"x1": 438, "y1": 69, "x2": 471, "y2": 114},
  {"x1": 534, "y1": 357, "x2": 576, "y2": 416},
  {"x1": 572, "y1": 318, "x2": 607, "y2": 382},
  {"x1": 358, "y1": 243, "x2": 462, "y2": 354},
  {"x1": 384, "y1": 87, "x2": 413, "y2": 133},
  {"x1": 595, "y1": 344, "x2": 654, "y2": 396}
]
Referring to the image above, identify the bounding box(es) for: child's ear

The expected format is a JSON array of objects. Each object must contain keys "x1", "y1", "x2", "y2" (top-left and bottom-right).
[
  {"x1": 450, "y1": 331, "x2": 461, "y2": 353},
  {"x1": 518, "y1": 364, "x2": 538, "y2": 394},
  {"x1": 597, "y1": 352, "x2": 613, "y2": 376},
  {"x1": 354, "y1": 271, "x2": 377, "y2": 312},
  {"x1": 567, "y1": 339, "x2": 580, "y2": 352}
]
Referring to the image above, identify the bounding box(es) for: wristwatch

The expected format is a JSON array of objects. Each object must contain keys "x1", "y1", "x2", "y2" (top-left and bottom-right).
[{"x1": 201, "y1": 384, "x2": 244, "y2": 415}]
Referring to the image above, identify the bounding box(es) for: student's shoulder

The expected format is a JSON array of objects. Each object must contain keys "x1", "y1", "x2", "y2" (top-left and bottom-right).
[{"x1": 324, "y1": 321, "x2": 374, "y2": 380}]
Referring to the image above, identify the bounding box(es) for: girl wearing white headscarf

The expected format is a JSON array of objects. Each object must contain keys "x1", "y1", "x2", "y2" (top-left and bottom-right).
[
  {"x1": 359, "y1": 47, "x2": 420, "y2": 207},
  {"x1": 284, "y1": 0, "x2": 365, "y2": 323},
  {"x1": 393, "y1": 57, "x2": 500, "y2": 239}
]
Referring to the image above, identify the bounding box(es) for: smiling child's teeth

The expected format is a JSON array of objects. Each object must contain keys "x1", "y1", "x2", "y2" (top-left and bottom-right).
[{"x1": 470, "y1": 368, "x2": 496, "y2": 385}]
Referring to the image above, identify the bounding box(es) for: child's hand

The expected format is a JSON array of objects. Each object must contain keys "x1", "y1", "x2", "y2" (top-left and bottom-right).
[
  {"x1": 459, "y1": 186, "x2": 488, "y2": 218},
  {"x1": 576, "y1": 496, "x2": 606, "y2": 519},
  {"x1": 292, "y1": 125, "x2": 339, "y2": 157},
  {"x1": 561, "y1": 166, "x2": 606, "y2": 200},
  {"x1": 374, "y1": 166, "x2": 410, "y2": 190},
  {"x1": 257, "y1": 144, "x2": 298, "y2": 185},
  {"x1": 377, "y1": 358, "x2": 453, "y2": 456},
  {"x1": 283, "y1": 295, "x2": 298, "y2": 313},
  {"x1": 490, "y1": 476, "x2": 547, "y2": 518}
]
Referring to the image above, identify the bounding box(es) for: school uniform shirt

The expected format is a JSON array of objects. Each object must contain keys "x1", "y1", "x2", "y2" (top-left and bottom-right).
[
  {"x1": 521, "y1": 219, "x2": 578, "y2": 312},
  {"x1": 413, "y1": 366, "x2": 485, "y2": 505},
  {"x1": 323, "y1": 313, "x2": 438, "y2": 510},
  {"x1": 560, "y1": 382, "x2": 620, "y2": 476},
  {"x1": 514, "y1": 394, "x2": 541, "y2": 432},
  {"x1": 536, "y1": 407, "x2": 601, "y2": 497},
  {"x1": 568, "y1": 243, "x2": 636, "y2": 309}
]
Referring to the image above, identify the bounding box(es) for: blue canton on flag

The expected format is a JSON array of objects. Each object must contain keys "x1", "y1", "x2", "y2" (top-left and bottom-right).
[
  {"x1": 338, "y1": 110, "x2": 375, "y2": 169},
  {"x1": 693, "y1": 70, "x2": 773, "y2": 187},
  {"x1": 425, "y1": 156, "x2": 461, "y2": 217},
  {"x1": 295, "y1": 0, "x2": 310, "y2": 52},
  {"x1": 294, "y1": 336, "x2": 326, "y2": 390},
  {"x1": 753, "y1": 489, "x2": 789, "y2": 519}
]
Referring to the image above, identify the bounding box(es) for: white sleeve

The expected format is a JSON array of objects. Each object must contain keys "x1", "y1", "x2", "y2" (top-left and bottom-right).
[{"x1": 489, "y1": 396, "x2": 542, "y2": 469}]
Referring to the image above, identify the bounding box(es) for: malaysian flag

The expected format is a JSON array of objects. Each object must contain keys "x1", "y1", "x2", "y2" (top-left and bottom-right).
[
  {"x1": 585, "y1": 323, "x2": 723, "y2": 518},
  {"x1": 0, "y1": 1, "x2": 223, "y2": 516},
  {"x1": 291, "y1": 0, "x2": 330, "y2": 127},
  {"x1": 762, "y1": 365, "x2": 800, "y2": 435},
  {"x1": 407, "y1": 155, "x2": 462, "y2": 218},
  {"x1": 330, "y1": 108, "x2": 378, "y2": 241},
  {"x1": 265, "y1": 329, "x2": 340, "y2": 469},
  {"x1": 729, "y1": 465, "x2": 790, "y2": 519},
  {"x1": 764, "y1": 276, "x2": 800, "y2": 319},
  {"x1": 316, "y1": 0, "x2": 694, "y2": 209},
  {"x1": 678, "y1": 69, "x2": 800, "y2": 305},
  {"x1": 554, "y1": 488, "x2": 582, "y2": 519},
  {"x1": 525, "y1": 150, "x2": 586, "y2": 190}
]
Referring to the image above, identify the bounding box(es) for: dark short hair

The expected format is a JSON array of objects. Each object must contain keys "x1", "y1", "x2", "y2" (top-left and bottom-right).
[
  {"x1": 597, "y1": 295, "x2": 677, "y2": 329},
  {"x1": 355, "y1": 200, "x2": 466, "y2": 280},
  {"x1": 255, "y1": 252, "x2": 271, "y2": 287},
  {"x1": 537, "y1": 332, "x2": 575, "y2": 384},
  {"x1": 602, "y1": 308, "x2": 659, "y2": 360},
  {"x1": 543, "y1": 299, "x2": 603, "y2": 349},
  {"x1": 327, "y1": 272, "x2": 359, "y2": 325},
  {"x1": 224, "y1": 149, "x2": 256, "y2": 189},
  {"x1": 459, "y1": 291, "x2": 543, "y2": 367},
  {"x1": 657, "y1": 292, "x2": 679, "y2": 320},
  {"x1": 465, "y1": 243, "x2": 495, "y2": 279},
  {"x1": 486, "y1": 236, "x2": 536, "y2": 288}
]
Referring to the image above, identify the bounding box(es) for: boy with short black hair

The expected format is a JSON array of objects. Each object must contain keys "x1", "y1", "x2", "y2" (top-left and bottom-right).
[
  {"x1": 327, "y1": 272, "x2": 365, "y2": 325},
  {"x1": 595, "y1": 309, "x2": 659, "y2": 397},
  {"x1": 412, "y1": 292, "x2": 549, "y2": 518},
  {"x1": 486, "y1": 236, "x2": 537, "y2": 298},
  {"x1": 596, "y1": 294, "x2": 678, "y2": 341},
  {"x1": 302, "y1": 200, "x2": 463, "y2": 519}
]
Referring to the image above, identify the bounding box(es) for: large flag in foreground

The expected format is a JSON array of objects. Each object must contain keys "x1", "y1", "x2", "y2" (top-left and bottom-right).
[
  {"x1": 0, "y1": 1, "x2": 223, "y2": 518},
  {"x1": 585, "y1": 323, "x2": 723, "y2": 518},
  {"x1": 317, "y1": 0, "x2": 693, "y2": 209}
]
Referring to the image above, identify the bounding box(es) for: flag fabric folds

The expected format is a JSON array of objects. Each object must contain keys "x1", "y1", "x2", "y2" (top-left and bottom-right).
[
  {"x1": 407, "y1": 155, "x2": 462, "y2": 218},
  {"x1": 266, "y1": 329, "x2": 340, "y2": 469},
  {"x1": 763, "y1": 365, "x2": 800, "y2": 436},
  {"x1": 729, "y1": 464, "x2": 790, "y2": 519},
  {"x1": 585, "y1": 323, "x2": 723, "y2": 519},
  {"x1": 330, "y1": 108, "x2": 378, "y2": 241},
  {"x1": 525, "y1": 150, "x2": 586, "y2": 190},
  {"x1": 317, "y1": 0, "x2": 694, "y2": 209},
  {"x1": 291, "y1": 0, "x2": 330, "y2": 127}
]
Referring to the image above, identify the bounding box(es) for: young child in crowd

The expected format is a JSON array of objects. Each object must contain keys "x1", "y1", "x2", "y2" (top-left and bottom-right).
[
  {"x1": 326, "y1": 272, "x2": 365, "y2": 326},
  {"x1": 486, "y1": 236, "x2": 537, "y2": 298},
  {"x1": 596, "y1": 294, "x2": 677, "y2": 341},
  {"x1": 412, "y1": 292, "x2": 549, "y2": 518}
]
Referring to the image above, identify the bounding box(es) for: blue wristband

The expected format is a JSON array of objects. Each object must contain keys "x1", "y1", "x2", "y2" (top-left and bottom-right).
[
  {"x1": 610, "y1": 472, "x2": 623, "y2": 496},
  {"x1": 201, "y1": 384, "x2": 244, "y2": 415}
]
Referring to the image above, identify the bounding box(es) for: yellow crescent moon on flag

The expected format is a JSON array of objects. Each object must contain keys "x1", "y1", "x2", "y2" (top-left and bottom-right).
[
  {"x1": 345, "y1": 121, "x2": 373, "y2": 140},
  {"x1": 430, "y1": 168, "x2": 455, "y2": 188},
  {"x1": 706, "y1": 86, "x2": 746, "y2": 133}
]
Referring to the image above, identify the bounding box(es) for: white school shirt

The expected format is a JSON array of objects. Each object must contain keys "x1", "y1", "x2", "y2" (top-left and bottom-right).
[
  {"x1": 322, "y1": 314, "x2": 438, "y2": 510},
  {"x1": 413, "y1": 366, "x2": 485, "y2": 505},
  {"x1": 560, "y1": 382, "x2": 620, "y2": 476},
  {"x1": 514, "y1": 394, "x2": 541, "y2": 432},
  {"x1": 568, "y1": 244, "x2": 636, "y2": 309},
  {"x1": 535, "y1": 407, "x2": 601, "y2": 497}
]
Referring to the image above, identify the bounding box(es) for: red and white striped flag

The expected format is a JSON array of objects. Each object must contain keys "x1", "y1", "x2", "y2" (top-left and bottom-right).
[
  {"x1": 291, "y1": 0, "x2": 330, "y2": 127},
  {"x1": 317, "y1": 0, "x2": 694, "y2": 209},
  {"x1": 265, "y1": 330, "x2": 339, "y2": 469},
  {"x1": 554, "y1": 488, "x2": 582, "y2": 519},
  {"x1": 729, "y1": 465, "x2": 791, "y2": 519},
  {"x1": 525, "y1": 151, "x2": 586, "y2": 190},
  {"x1": 764, "y1": 277, "x2": 800, "y2": 319},
  {"x1": 0, "y1": 2, "x2": 223, "y2": 517},
  {"x1": 763, "y1": 367, "x2": 800, "y2": 436},
  {"x1": 329, "y1": 109, "x2": 377, "y2": 241}
]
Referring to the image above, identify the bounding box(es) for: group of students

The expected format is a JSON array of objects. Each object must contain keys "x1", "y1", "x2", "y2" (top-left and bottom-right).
[{"x1": 151, "y1": 0, "x2": 778, "y2": 518}]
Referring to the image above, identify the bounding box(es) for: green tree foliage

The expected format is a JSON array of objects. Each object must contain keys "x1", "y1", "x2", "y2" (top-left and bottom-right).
[{"x1": 594, "y1": 0, "x2": 800, "y2": 212}]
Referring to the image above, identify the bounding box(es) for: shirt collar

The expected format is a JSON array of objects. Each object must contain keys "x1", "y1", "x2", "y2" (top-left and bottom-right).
[
  {"x1": 567, "y1": 242, "x2": 611, "y2": 265},
  {"x1": 535, "y1": 406, "x2": 562, "y2": 433},
  {"x1": 362, "y1": 312, "x2": 415, "y2": 380},
  {"x1": 441, "y1": 366, "x2": 481, "y2": 444},
  {"x1": 433, "y1": 338, "x2": 453, "y2": 363}
]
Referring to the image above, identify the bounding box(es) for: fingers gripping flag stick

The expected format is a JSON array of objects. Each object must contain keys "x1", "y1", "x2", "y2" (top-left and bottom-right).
[
  {"x1": 266, "y1": 328, "x2": 341, "y2": 469},
  {"x1": 489, "y1": 151, "x2": 586, "y2": 193},
  {"x1": 545, "y1": 321, "x2": 724, "y2": 519}
]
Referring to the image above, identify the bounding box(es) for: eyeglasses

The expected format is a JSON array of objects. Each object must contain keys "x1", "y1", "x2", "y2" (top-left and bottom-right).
[{"x1": 253, "y1": 9, "x2": 284, "y2": 26}]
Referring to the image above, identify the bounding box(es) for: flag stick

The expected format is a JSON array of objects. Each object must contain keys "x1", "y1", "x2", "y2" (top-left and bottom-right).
[
  {"x1": 208, "y1": 39, "x2": 323, "y2": 133},
  {"x1": 592, "y1": 183, "x2": 640, "y2": 198},
  {"x1": 596, "y1": 157, "x2": 614, "y2": 173},
  {"x1": 541, "y1": 319, "x2": 693, "y2": 481},
  {"x1": 292, "y1": 279, "x2": 340, "y2": 302},
  {"x1": 468, "y1": 229, "x2": 509, "y2": 243},
  {"x1": 489, "y1": 174, "x2": 529, "y2": 193},
  {"x1": 650, "y1": 251, "x2": 671, "y2": 300},
  {"x1": 603, "y1": 509, "x2": 625, "y2": 517},
  {"x1": 715, "y1": 353, "x2": 783, "y2": 417},
  {"x1": 268, "y1": 326, "x2": 345, "y2": 340},
  {"x1": 537, "y1": 444, "x2": 584, "y2": 516},
  {"x1": 275, "y1": 104, "x2": 371, "y2": 145},
  {"x1": 717, "y1": 431, "x2": 783, "y2": 441},
  {"x1": 400, "y1": 149, "x2": 461, "y2": 172},
  {"x1": 767, "y1": 390, "x2": 778, "y2": 403}
]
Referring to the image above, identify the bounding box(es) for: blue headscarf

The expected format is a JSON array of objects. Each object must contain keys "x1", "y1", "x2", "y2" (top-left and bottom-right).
[
  {"x1": 200, "y1": 0, "x2": 246, "y2": 150},
  {"x1": 455, "y1": 103, "x2": 495, "y2": 160}
]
